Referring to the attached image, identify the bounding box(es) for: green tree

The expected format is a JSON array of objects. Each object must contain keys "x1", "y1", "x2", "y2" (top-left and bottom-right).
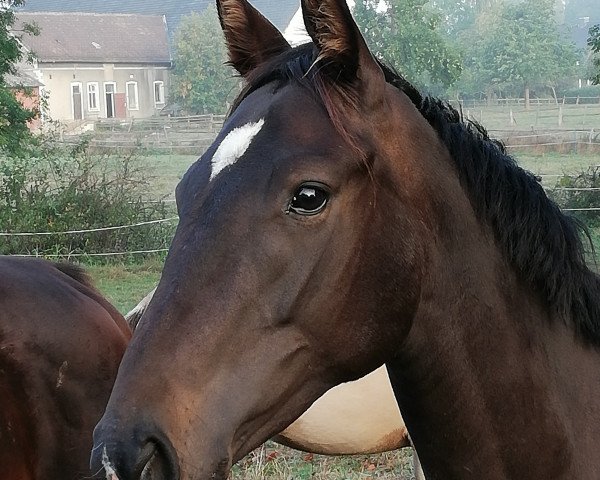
[
  {"x1": 353, "y1": 0, "x2": 462, "y2": 91},
  {"x1": 171, "y1": 5, "x2": 238, "y2": 115},
  {"x1": 431, "y1": 0, "x2": 501, "y2": 36},
  {"x1": 589, "y1": 24, "x2": 600, "y2": 84},
  {"x1": 1, "y1": 0, "x2": 38, "y2": 156},
  {"x1": 462, "y1": 0, "x2": 579, "y2": 107}
]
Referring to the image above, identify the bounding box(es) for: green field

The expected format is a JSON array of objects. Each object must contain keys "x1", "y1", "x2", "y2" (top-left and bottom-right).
[{"x1": 462, "y1": 103, "x2": 600, "y2": 131}]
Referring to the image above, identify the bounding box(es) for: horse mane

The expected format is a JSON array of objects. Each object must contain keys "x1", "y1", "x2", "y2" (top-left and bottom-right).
[
  {"x1": 53, "y1": 262, "x2": 96, "y2": 290},
  {"x1": 231, "y1": 43, "x2": 600, "y2": 345}
]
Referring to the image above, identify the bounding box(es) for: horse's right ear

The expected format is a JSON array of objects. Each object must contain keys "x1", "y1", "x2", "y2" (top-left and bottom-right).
[{"x1": 216, "y1": 0, "x2": 291, "y2": 77}]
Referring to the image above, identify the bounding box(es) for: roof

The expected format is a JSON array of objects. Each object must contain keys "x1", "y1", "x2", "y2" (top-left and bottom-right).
[
  {"x1": 16, "y1": 0, "x2": 299, "y2": 37},
  {"x1": 5, "y1": 70, "x2": 43, "y2": 88},
  {"x1": 16, "y1": 12, "x2": 170, "y2": 64}
]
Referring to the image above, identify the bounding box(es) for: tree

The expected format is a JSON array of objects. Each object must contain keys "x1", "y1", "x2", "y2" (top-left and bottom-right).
[
  {"x1": 0, "y1": 0, "x2": 38, "y2": 156},
  {"x1": 589, "y1": 24, "x2": 600, "y2": 84},
  {"x1": 353, "y1": 0, "x2": 462, "y2": 91},
  {"x1": 171, "y1": 5, "x2": 238, "y2": 115},
  {"x1": 462, "y1": 0, "x2": 579, "y2": 107}
]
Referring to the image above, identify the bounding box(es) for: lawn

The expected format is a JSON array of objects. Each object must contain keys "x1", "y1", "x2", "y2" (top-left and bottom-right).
[{"x1": 514, "y1": 152, "x2": 600, "y2": 186}]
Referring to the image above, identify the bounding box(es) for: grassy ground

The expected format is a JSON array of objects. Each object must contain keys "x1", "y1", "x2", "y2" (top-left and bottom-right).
[
  {"x1": 140, "y1": 153, "x2": 198, "y2": 198},
  {"x1": 463, "y1": 103, "x2": 600, "y2": 131},
  {"x1": 514, "y1": 152, "x2": 600, "y2": 185},
  {"x1": 87, "y1": 257, "x2": 163, "y2": 313}
]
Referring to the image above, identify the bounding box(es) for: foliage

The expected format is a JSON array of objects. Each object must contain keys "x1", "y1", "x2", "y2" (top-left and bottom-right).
[
  {"x1": 430, "y1": 0, "x2": 501, "y2": 35},
  {"x1": 589, "y1": 24, "x2": 600, "y2": 84},
  {"x1": 353, "y1": 0, "x2": 462, "y2": 90},
  {"x1": 559, "y1": 84, "x2": 600, "y2": 101},
  {"x1": 548, "y1": 167, "x2": 600, "y2": 262},
  {"x1": 0, "y1": 132, "x2": 175, "y2": 258},
  {"x1": 0, "y1": 0, "x2": 40, "y2": 157},
  {"x1": 457, "y1": 0, "x2": 579, "y2": 100},
  {"x1": 171, "y1": 5, "x2": 238, "y2": 114}
]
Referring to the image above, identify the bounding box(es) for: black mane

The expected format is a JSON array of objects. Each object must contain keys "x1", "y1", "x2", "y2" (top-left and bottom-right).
[{"x1": 232, "y1": 43, "x2": 600, "y2": 345}]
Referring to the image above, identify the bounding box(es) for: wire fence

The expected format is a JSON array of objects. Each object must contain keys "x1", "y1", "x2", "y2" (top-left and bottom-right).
[{"x1": 4, "y1": 187, "x2": 600, "y2": 258}]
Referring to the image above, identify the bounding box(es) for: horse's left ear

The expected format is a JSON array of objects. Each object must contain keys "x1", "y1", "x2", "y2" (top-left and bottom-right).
[
  {"x1": 301, "y1": 0, "x2": 385, "y2": 109},
  {"x1": 216, "y1": 0, "x2": 291, "y2": 77}
]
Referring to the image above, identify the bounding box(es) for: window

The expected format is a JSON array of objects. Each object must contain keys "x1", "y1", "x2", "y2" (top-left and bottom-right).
[
  {"x1": 126, "y1": 81, "x2": 139, "y2": 110},
  {"x1": 154, "y1": 81, "x2": 165, "y2": 105},
  {"x1": 87, "y1": 82, "x2": 99, "y2": 111}
]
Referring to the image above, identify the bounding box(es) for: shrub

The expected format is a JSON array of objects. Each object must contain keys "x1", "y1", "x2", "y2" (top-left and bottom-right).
[
  {"x1": 548, "y1": 167, "x2": 600, "y2": 262},
  {"x1": 558, "y1": 85, "x2": 600, "y2": 104},
  {"x1": 0, "y1": 133, "x2": 176, "y2": 259}
]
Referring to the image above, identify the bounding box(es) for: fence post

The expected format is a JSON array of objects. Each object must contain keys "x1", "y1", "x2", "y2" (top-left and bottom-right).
[
  {"x1": 558, "y1": 107, "x2": 563, "y2": 127},
  {"x1": 510, "y1": 109, "x2": 515, "y2": 126}
]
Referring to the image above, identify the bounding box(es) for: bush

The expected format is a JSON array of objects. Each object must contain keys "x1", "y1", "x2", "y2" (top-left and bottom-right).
[
  {"x1": 558, "y1": 85, "x2": 600, "y2": 104},
  {"x1": 548, "y1": 167, "x2": 600, "y2": 262},
  {"x1": 0, "y1": 132, "x2": 176, "y2": 259}
]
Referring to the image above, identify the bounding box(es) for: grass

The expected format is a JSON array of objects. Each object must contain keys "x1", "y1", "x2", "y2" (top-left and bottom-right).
[
  {"x1": 140, "y1": 153, "x2": 198, "y2": 198},
  {"x1": 230, "y1": 443, "x2": 415, "y2": 480},
  {"x1": 462, "y1": 103, "x2": 600, "y2": 131},
  {"x1": 513, "y1": 152, "x2": 600, "y2": 186},
  {"x1": 87, "y1": 257, "x2": 163, "y2": 313}
]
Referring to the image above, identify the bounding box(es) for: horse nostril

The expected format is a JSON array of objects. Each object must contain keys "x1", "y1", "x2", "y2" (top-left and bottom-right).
[
  {"x1": 91, "y1": 427, "x2": 180, "y2": 480},
  {"x1": 137, "y1": 436, "x2": 180, "y2": 480}
]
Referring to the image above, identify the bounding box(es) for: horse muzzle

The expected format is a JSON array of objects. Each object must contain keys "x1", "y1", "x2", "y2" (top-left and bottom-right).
[{"x1": 91, "y1": 419, "x2": 180, "y2": 480}]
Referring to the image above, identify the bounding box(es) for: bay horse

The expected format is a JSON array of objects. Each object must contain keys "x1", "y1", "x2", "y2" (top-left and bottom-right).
[
  {"x1": 93, "y1": 0, "x2": 600, "y2": 479},
  {"x1": 125, "y1": 289, "x2": 411, "y2": 456},
  {"x1": 0, "y1": 256, "x2": 130, "y2": 479}
]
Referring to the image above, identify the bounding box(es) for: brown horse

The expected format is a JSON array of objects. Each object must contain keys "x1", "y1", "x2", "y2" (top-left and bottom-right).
[
  {"x1": 0, "y1": 256, "x2": 130, "y2": 479},
  {"x1": 93, "y1": 0, "x2": 600, "y2": 479},
  {"x1": 125, "y1": 289, "x2": 411, "y2": 456}
]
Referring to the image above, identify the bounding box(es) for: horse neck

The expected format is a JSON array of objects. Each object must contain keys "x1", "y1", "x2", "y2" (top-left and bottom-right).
[{"x1": 386, "y1": 203, "x2": 600, "y2": 479}]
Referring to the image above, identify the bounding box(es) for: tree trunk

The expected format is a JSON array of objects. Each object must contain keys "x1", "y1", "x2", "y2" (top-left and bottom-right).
[
  {"x1": 550, "y1": 86, "x2": 558, "y2": 106},
  {"x1": 486, "y1": 87, "x2": 494, "y2": 107},
  {"x1": 525, "y1": 85, "x2": 531, "y2": 110}
]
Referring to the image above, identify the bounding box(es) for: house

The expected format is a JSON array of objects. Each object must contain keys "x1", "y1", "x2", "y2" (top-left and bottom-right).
[
  {"x1": 6, "y1": 67, "x2": 43, "y2": 130},
  {"x1": 16, "y1": 12, "x2": 171, "y2": 123},
  {"x1": 16, "y1": 0, "x2": 300, "y2": 41}
]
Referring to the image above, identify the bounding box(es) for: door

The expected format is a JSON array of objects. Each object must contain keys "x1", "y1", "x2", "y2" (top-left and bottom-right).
[
  {"x1": 71, "y1": 83, "x2": 83, "y2": 120},
  {"x1": 104, "y1": 82, "x2": 116, "y2": 118},
  {"x1": 114, "y1": 93, "x2": 127, "y2": 118}
]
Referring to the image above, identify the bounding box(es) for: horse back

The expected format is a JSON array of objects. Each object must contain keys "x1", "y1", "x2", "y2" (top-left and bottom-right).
[{"x1": 0, "y1": 256, "x2": 130, "y2": 479}]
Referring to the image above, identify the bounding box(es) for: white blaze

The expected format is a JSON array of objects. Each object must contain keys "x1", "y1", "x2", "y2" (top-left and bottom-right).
[{"x1": 210, "y1": 119, "x2": 265, "y2": 181}]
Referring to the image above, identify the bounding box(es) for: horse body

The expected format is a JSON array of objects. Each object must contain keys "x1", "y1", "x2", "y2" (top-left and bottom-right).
[
  {"x1": 0, "y1": 257, "x2": 130, "y2": 479},
  {"x1": 93, "y1": 1, "x2": 600, "y2": 479}
]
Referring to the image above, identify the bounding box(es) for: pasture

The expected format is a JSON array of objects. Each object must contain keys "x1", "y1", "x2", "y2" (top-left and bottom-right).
[{"x1": 80, "y1": 148, "x2": 600, "y2": 479}]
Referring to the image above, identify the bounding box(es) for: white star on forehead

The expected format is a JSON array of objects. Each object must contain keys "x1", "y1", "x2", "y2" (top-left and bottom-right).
[{"x1": 209, "y1": 118, "x2": 265, "y2": 181}]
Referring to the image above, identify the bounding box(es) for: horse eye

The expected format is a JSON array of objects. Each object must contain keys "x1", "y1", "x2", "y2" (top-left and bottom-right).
[{"x1": 288, "y1": 183, "x2": 330, "y2": 216}]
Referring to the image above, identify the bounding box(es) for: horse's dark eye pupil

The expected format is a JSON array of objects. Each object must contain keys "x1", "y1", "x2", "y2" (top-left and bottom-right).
[{"x1": 289, "y1": 185, "x2": 329, "y2": 215}]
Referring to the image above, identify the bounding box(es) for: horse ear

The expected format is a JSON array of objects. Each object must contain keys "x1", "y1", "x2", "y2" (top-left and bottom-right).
[
  {"x1": 216, "y1": 0, "x2": 291, "y2": 77},
  {"x1": 301, "y1": 0, "x2": 384, "y2": 105}
]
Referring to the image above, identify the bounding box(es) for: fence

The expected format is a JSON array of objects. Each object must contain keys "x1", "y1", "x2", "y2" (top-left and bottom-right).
[
  {"x1": 58, "y1": 110, "x2": 600, "y2": 155},
  {"x1": 456, "y1": 96, "x2": 600, "y2": 109},
  {"x1": 4, "y1": 187, "x2": 600, "y2": 259},
  {"x1": 61, "y1": 115, "x2": 227, "y2": 154}
]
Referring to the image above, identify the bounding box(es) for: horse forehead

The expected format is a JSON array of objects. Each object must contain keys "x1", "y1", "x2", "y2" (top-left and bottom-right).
[{"x1": 209, "y1": 118, "x2": 265, "y2": 182}]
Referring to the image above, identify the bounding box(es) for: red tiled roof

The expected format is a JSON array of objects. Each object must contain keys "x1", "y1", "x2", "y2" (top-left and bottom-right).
[{"x1": 17, "y1": 12, "x2": 171, "y2": 64}]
